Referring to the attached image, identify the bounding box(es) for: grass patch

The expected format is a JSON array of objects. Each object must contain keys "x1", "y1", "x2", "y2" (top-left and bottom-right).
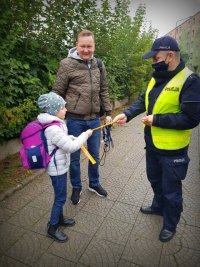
[{"x1": 0, "y1": 152, "x2": 37, "y2": 193}]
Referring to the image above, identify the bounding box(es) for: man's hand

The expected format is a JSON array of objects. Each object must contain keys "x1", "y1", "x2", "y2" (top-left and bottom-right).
[
  {"x1": 113, "y1": 113, "x2": 127, "y2": 124},
  {"x1": 105, "y1": 116, "x2": 112, "y2": 124},
  {"x1": 141, "y1": 115, "x2": 153, "y2": 126}
]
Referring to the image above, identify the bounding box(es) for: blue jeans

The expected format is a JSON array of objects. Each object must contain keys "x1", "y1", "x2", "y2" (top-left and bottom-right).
[
  {"x1": 50, "y1": 173, "x2": 67, "y2": 225},
  {"x1": 67, "y1": 117, "x2": 101, "y2": 188}
]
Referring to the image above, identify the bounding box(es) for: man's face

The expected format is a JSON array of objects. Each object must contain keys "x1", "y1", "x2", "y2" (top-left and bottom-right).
[
  {"x1": 152, "y1": 51, "x2": 168, "y2": 64},
  {"x1": 76, "y1": 35, "x2": 95, "y2": 61}
]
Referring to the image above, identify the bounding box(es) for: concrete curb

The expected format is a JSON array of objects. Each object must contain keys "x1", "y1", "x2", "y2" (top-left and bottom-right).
[{"x1": 0, "y1": 169, "x2": 44, "y2": 202}]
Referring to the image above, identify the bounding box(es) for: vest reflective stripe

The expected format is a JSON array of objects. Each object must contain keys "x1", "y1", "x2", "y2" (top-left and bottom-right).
[{"x1": 145, "y1": 67, "x2": 193, "y2": 150}]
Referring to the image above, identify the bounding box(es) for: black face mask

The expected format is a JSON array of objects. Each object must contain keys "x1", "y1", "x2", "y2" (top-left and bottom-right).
[
  {"x1": 152, "y1": 60, "x2": 169, "y2": 72},
  {"x1": 152, "y1": 54, "x2": 169, "y2": 72}
]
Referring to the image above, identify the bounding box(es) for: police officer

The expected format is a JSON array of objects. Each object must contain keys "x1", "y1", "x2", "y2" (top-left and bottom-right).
[{"x1": 113, "y1": 36, "x2": 200, "y2": 242}]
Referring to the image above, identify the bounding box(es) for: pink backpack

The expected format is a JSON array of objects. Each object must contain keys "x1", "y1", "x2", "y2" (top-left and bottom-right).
[{"x1": 20, "y1": 120, "x2": 60, "y2": 169}]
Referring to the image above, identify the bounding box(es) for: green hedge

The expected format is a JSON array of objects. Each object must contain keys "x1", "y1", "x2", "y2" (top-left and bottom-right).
[{"x1": 0, "y1": 99, "x2": 39, "y2": 143}]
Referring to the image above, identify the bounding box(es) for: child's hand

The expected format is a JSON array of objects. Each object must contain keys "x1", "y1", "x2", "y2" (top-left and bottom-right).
[{"x1": 86, "y1": 129, "x2": 93, "y2": 137}]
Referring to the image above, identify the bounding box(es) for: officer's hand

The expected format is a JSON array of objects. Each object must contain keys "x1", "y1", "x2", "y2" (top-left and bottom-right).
[
  {"x1": 113, "y1": 113, "x2": 127, "y2": 124},
  {"x1": 141, "y1": 115, "x2": 153, "y2": 126}
]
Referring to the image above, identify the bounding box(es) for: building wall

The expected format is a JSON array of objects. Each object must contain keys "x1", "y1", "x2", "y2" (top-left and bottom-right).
[
  {"x1": 166, "y1": 11, "x2": 200, "y2": 74},
  {"x1": 167, "y1": 11, "x2": 200, "y2": 42}
]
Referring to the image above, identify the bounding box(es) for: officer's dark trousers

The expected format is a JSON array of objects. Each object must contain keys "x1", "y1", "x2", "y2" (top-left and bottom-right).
[{"x1": 146, "y1": 149, "x2": 190, "y2": 231}]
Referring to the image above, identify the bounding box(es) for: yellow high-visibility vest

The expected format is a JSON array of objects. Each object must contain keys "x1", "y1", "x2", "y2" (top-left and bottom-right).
[{"x1": 145, "y1": 67, "x2": 193, "y2": 150}]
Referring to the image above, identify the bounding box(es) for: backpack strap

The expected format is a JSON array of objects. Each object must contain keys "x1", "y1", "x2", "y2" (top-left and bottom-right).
[
  {"x1": 42, "y1": 121, "x2": 61, "y2": 154},
  {"x1": 42, "y1": 121, "x2": 61, "y2": 170},
  {"x1": 97, "y1": 58, "x2": 103, "y2": 77},
  {"x1": 43, "y1": 121, "x2": 61, "y2": 129}
]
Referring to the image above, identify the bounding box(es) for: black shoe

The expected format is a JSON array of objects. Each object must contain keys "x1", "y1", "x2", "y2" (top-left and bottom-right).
[
  {"x1": 59, "y1": 215, "x2": 75, "y2": 227},
  {"x1": 71, "y1": 188, "x2": 82, "y2": 205},
  {"x1": 159, "y1": 229, "x2": 175, "y2": 242},
  {"x1": 47, "y1": 224, "x2": 68, "y2": 242},
  {"x1": 140, "y1": 206, "x2": 162, "y2": 216},
  {"x1": 88, "y1": 184, "x2": 107, "y2": 197}
]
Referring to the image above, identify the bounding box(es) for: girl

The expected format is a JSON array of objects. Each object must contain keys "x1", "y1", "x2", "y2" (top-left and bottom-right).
[{"x1": 37, "y1": 92, "x2": 93, "y2": 242}]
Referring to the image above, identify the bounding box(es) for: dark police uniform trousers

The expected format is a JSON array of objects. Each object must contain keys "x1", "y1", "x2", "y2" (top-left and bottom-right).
[{"x1": 146, "y1": 149, "x2": 190, "y2": 231}]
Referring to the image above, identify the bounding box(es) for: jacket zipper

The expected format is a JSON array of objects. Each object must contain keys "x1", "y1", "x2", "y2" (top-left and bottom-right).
[{"x1": 74, "y1": 93, "x2": 81, "y2": 110}]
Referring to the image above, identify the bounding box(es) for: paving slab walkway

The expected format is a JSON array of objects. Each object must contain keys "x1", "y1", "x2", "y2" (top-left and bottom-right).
[{"x1": 0, "y1": 114, "x2": 200, "y2": 267}]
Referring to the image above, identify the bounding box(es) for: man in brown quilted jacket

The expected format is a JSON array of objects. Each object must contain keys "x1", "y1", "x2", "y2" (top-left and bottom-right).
[{"x1": 52, "y1": 29, "x2": 112, "y2": 205}]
